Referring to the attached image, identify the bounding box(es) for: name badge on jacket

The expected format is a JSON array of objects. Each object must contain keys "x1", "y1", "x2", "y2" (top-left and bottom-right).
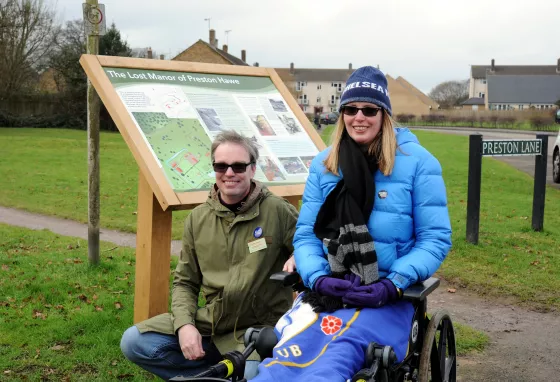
[{"x1": 248, "y1": 238, "x2": 267, "y2": 253}]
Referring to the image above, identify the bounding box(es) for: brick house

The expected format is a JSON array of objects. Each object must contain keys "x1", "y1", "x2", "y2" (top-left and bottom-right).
[{"x1": 172, "y1": 29, "x2": 248, "y2": 66}]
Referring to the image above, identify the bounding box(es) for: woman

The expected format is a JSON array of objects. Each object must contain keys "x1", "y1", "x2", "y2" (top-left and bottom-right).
[{"x1": 253, "y1": 66, "x2": 452, "y2": 381}]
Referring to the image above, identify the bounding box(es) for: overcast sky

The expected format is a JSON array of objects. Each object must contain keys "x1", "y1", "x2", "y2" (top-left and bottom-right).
[{"x1": 57, "y1": 0, "x2": 560, "y2": 93}]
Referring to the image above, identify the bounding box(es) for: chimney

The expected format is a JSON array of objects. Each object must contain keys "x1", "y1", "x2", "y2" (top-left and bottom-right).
[
  {"x1": 147, "y1": 47, "x2": 153, "y2": 59},
  {"x1": 290, "y1": 62, "x2": 295, "y2": 74},
  {"x1": 241, "y1": 50, "x2": 246, "y2": 62},
  {"x1": 349, "y1": 63, "x2": 352, "y2": 71},
  {"x1": 209, "y1": 29, "x2": 216, "y2": 47},
  {"x1": 214, "y1": 38, "x2": 218, "y2": 48},
  {"x1": 222, "y1": 44, "x2": 228, "y2": 53},
  {"x1": 557, "y1": 58, "x2": 560, "y2": 73},
  {"x1": 254, "y1": 62, "x2": 259, "y2": 67},
  {"x1": 159, "y1": 54, "x2": 164, "y2": 60},
  {"x1": 491, "y1": 58, "x2": 495, "y2": 71}
]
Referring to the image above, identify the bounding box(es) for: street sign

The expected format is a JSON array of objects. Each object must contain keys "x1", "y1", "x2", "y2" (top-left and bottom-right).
[
  {"x1": 467, "y1": 135, "x2": 548, "y2": 244},
  {"x1": 482, "y1": 139, "x2": 542, "y2": 156},
  {"x1": 82, "y1": 3, "x2": 106, "y2": 36}
]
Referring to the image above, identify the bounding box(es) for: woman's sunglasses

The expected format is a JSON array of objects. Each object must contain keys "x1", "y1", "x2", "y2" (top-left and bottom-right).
[
  {"x1": 341, "y1": 106, "x2": 382, "y2": 117},
  {"x1": 212, "y1": 162, "x2": 254, "y2": 173}
]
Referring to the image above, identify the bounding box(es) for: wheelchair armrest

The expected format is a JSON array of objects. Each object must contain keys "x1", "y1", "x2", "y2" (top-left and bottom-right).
[
  {"x1": 402, "y1": 277, "x2": 440, "y2": 302},
  {"x1": 270, "y1": 271, "x2": 301, "y2": 287}
]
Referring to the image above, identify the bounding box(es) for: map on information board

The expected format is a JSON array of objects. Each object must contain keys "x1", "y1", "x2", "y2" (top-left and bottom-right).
[{"x1": 104, "y1": 67, "x2": 320, "y2": 192}]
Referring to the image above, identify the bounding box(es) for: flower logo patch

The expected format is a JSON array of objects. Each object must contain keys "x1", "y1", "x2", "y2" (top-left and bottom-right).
[{"x1": 320, "y1": 315, "x2": 343, "y2": 335}]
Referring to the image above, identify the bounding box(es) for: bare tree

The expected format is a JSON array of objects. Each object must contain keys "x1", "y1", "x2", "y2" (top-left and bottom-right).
[
  {"x1": 428, "y1": 80, "x2": 469, "y2": 109},
  {"x1": 0, "y1": 0, "x2": 59, "y2": 98}
]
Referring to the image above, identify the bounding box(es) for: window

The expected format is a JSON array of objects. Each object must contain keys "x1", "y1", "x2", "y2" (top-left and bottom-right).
[
  {"x1": 479, "y1": 92, "x2": 485, "y2": 98},
  {"x1": 317, "y1": 84, "x2": 322, "y2": 90},
  {"x1": 316, "y1": 97, "x2": 321, "y2": 103},
  {"x1": 482, "y1": 79, "x2": 487, "y2": 84},
  {"x1": 296, "y1": 81, "x2": 307, "y2": 91},
  {"x1": 331, "y1": 82, "x2": 343, "y2": 91}
]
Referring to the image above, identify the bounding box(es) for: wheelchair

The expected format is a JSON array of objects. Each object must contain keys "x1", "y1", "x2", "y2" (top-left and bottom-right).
[{"x1": 170, "y1": 272, "x2": 456, "y2": 382}]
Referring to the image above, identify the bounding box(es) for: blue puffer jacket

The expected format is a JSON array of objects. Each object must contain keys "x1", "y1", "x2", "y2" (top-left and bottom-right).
[{"x1": 294, "y1": 128, "x2": 452, "y2": 290}]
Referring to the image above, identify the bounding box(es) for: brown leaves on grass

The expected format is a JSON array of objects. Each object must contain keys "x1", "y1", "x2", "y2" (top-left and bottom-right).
[
  {"x1": 114, "y1": 302, "x2": 123, "y2": 310},
  {"x1": 32, "y1": 309, "x2": 46, "y2": 319},
  {"x1": 1, "y1": 264, "x2": 9, "y2": 271},
  {"x1": 50, "y1": 344, "x2": 65, "y2": 351},
  {"x1": 116, "y1": 272, "x2": 131, "y2": 281},
  {"x1": 64, "y1": 258, "x2": 83, "y2": 264}
]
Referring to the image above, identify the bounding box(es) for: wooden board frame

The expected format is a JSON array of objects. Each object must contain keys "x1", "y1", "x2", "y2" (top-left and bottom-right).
[
  {"x1": 79, "y1": 54, "x2": 326, "y2": 211},
  {"x1": 79, "y1": 55, "x2": 326, "y2": 322}
]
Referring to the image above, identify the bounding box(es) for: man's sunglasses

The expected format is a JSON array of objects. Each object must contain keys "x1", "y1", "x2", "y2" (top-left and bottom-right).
[
  {"x1": 212, "y1": 162, "x2": 254, "y2": 173},
  {"x1": 341, "y1": 106, "x2": 382, "y2": 117}
]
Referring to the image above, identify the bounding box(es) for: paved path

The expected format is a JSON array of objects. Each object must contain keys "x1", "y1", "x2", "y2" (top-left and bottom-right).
[{"x1": 0, "y1": 206, "x2": 183, "y2": 255}]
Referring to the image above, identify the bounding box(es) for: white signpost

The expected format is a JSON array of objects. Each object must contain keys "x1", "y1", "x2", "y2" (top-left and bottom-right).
[{"x1": 82, "y1": 3, "x2": 106, "y2": 36}]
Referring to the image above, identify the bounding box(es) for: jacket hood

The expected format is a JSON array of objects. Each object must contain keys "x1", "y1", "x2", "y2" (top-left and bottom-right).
[
  {"x1": 208, "y1": 180, "x2": 270, "y2": 214},
  {"x1": 395, "y1": 127, "x2": 419, "y2": 147}
]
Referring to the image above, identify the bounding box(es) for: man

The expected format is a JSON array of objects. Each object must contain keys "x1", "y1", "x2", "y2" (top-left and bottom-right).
[{"x1": 121, "y1": 130, "x2": 298, "y2": 380}]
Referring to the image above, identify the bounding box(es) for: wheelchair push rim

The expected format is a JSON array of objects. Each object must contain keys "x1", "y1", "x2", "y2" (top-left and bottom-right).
[{"x1": 418, "y1": 309, "x2": 457, "y2": 382}]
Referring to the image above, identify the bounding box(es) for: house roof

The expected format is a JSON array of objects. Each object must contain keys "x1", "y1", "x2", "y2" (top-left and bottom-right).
[
  {"x1": 395, "y1": 76, "x2": 439, "y2": 109},
  {"x1": 274, "y1": 68, "x2": 354, "y2": 83},
  {"x1": 487, "y1": 75, "x2": 560, "y2": 104},
  {"x1": 471, "y1": 65, "x2": 559, "y2": 78},
  {"x1": 173, "y1": 40, "x2": 248, "y2": 66},
  {"x1": 461, "y1": 97, "x2": 485, "y2": 105}
]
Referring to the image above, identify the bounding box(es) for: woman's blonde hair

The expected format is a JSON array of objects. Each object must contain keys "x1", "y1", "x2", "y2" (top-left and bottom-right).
[{"x1": 324, "y1": 110, "x2": 397, "y2": 176}]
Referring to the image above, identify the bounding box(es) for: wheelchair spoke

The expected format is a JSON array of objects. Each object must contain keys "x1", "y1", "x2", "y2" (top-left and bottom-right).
[
  {"x1": 438, "y1": 319, "x2": 449, "y2": 377},
  {"x1": 444, "y1": 356, "x2": 456, "y2": 380}
]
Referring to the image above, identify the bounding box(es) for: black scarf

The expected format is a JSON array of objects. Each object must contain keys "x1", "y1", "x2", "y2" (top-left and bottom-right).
[{"x1": 313, "y1": 133, "x2": 379, "y2": 285}]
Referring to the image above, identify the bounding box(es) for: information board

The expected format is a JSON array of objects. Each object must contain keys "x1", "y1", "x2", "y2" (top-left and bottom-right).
[{"x1": 80, "y1": 55, "x2": 326, "y2": 210}]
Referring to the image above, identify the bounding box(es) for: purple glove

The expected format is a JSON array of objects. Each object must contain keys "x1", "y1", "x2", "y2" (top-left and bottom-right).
[
  {"x1": 314, "y1": 273, "x2": 361, "y2": 298},
  {"x1": 342, "y1": 279, "x2": 398, "y2": 308}
]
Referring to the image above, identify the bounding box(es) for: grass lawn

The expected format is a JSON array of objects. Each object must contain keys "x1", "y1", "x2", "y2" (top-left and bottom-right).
[
  {"x1": 0, "y1": 224, "x2": 486, "y2": 380},
  {"x1": 0, "y1": 128, "x2": 190, "y2": 239},
  {"x1": 1, "y1": 127, "x2": 559, "y2": 311},
  {"x1": 0, "y1": 224, "x2": 164, "y2": 380}
]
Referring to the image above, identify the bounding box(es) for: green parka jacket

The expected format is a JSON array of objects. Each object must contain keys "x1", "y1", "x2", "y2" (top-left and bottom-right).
[{"x1": 136, "y1": 181, "x2": 298, "y2": 355}]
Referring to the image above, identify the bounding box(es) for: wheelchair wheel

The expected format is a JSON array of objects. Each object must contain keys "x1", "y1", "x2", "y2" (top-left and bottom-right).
[{"x1": 418, "y1": 309, "x2": 456, "y2": 382}]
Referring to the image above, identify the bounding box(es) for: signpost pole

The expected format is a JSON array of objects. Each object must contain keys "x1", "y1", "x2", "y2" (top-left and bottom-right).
[
  {"x1": 466, "y1": 134, "x2": 482, "y2": 244},
  {"x1": 531, "y1": 135, "x2": 548, "y2": 231},
  {"x1": 133, "y1": 172, "x2": 172, "y2": 323},
  {"x1": 86, "y1": 0, "x2": 101, "y2": 265}
]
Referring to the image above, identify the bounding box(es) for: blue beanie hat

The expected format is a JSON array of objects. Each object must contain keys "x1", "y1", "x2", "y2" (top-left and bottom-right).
[{"x1": 339, "y1": 66, "x2": 392, "y2": 116}]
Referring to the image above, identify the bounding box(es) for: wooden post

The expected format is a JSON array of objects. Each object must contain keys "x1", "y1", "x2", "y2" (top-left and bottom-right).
[
  {"x1": 285, "y1": 195, "x2": 301, "y2": 211},
  {"x1": 133, "y1": 171, "x2": 173, "y2": 323},
  {"x1": 532, "y1": 134, "x2": 548, "y2": 231},
  {"x1": 86, "y1": 0, "x2": 101, "y2": 265},
  {"x1": 466, "y1": 134, "x2": 482, "y2": 244}
]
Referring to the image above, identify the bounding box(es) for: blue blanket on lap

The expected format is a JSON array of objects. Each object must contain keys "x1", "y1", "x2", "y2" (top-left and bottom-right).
[{"x1": 252, "y1": 294, "x2": 414, "y2": 382}]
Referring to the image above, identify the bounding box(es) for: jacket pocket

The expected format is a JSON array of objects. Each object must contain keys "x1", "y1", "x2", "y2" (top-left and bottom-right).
[{"x1": 196, "y1": 296, "x2": 223, "y2": 335}]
